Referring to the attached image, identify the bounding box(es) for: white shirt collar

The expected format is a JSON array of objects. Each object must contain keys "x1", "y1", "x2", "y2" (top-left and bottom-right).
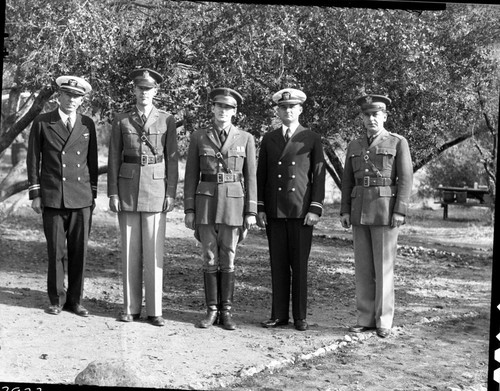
[
  {"x1": 282, "y1": 123, "x2": 299, "y2": 136},
  {"x1": 137, "y1": 105, "x2": 153, "y2": 119},
  {"x1": 58, "y1": 109, "x2": 75, "y2": 126}
]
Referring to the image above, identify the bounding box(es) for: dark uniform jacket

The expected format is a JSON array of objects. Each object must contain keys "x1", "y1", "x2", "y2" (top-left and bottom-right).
[
  {"x1": 340, "y1": 129, "x2": 413, "y2": 226},
  {"x1": 27, "y1": 109, "x2": 98, "y2": 208},
  {"x1": 107, "y1": 106, "x2": 179, "y2": 212},
  {"x1": 257, "y1": 125, "x2": 325, "y2": 218},
  {"x1": 184, "y1": 123, "x2": 257, "y2": 227}
]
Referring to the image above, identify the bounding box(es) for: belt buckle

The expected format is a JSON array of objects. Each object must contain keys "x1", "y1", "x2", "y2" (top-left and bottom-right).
[
  {"x1": 363, "y1": 176, "x2": 370, "y2": 187},
  {"x1": 217, "y1": 173, "x2": 225, "y2": 183},
  {"x1": 141, "y1": 155, "x2": 148, "y2": 166}
]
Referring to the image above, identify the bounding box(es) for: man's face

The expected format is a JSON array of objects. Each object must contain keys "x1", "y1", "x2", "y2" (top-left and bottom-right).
[
  {"x1": 361, "y1": 110, "x2": 387, "y2": 135},
  {"x1": 58, "y1": 91, "x2": 84, "y2": 115},
  {"x1": 212, "y1": 102, "x2": 236, "y2": 125},
  {"x1": 134, "y1": 85, "x2": 157, "y2": 106},
  {"x1": 277, "y1": 103, "x2": 302, "y2": 126}
]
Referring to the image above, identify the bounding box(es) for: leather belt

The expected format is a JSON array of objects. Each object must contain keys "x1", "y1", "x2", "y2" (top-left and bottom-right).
[
  {"x1": 356, "y1": 176, "x2": 393, "y2": 187},
  {"x1": 123, "y1": 155, "x2": 164, "y2": 165},
  {"x1": 201, "y1": 173, "x2": 243, "y2": 183}
]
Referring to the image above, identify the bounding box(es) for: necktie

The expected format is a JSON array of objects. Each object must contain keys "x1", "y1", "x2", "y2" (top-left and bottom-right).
[
  {"x1": 66, "y1": 118, "x2": 73, "y2": 133},
  {"x1": 220, "y1": 130, "x2": 226, "y2": 144},
  {"x1": 285, "y1": 128, "x2": 292, "y2": 142},
  {"x1": 141, "y1": 114, "x2": 147, "y2": 125}
]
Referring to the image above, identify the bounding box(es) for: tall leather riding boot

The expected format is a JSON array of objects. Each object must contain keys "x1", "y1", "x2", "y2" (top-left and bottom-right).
[
  {"x1": 197, "y1": 271, "x2": 218, "y2": 328},
  {"x1": 219, "y1": 271, "x2": 236, "y2": 330}
]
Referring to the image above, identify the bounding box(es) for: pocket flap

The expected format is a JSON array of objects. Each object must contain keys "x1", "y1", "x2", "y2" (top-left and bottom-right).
[
  {"x1": 375, "y1": 147, "x2": 396, "y2": 156},
  {"x1": 118, "y1": 164, "x2": 134, "y2": 179},
  {"x1": 200, "y1": 149, "x2": 216, "y2": 157},
  {"x1": 379, "y1": 186, "x2": 395, "y2": 197},
  {"x1": 226, "y1": 183, "x2": 244, "y2": 198},
  {"x1": 196, "y1": 181, "x2": 215, "y2": 196},
  {"x1": 153, "y1": 165, "x2": 165, "y2": 179}
]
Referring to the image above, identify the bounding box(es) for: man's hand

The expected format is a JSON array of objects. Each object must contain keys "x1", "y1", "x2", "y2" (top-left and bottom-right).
[
  {"x1": 109, "y1": 195, "x2": 121, "y2": 213},
  {"x1": 391, "y1": 212, "x2": 405, "y2": 228},
  {"x1": 185, "y1": 212, "x2": 195, "y2": 230},
  {"x1": 31, "y1": 197, "x2": 42, "y2": 214},
  {"x1": 244, "y1": 215, "x2": 257, "y2": 230},
  {"x1": 304, "y1": 212, "x2": 320, "y2": 226},
  {"x1": 257, "y1": 212, "x2": 267, "y2": 228},
  {"x1": 340, "y1": 213, "x2": 351, "y2": 229},
  {"x1": 163, "y1": 196, "x2": 175, "y2": 213}
]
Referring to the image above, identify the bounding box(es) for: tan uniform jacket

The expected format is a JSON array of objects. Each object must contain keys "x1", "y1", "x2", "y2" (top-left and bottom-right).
[
  {"x1": 340, "y1": 129, "x2": 413, "y2": 225},
  {"x1": 183, "y1": 123, "x2": 257, "y2": 226},
  {"x1": 107, "y1": 106, "x2": 179, "y2": 212},
  {"x1": 27, "y1": 109, "x2": 98, "y2": 208}
]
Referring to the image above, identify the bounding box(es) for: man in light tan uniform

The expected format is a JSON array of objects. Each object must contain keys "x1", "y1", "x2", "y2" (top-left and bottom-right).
[
  {"x1": 340, "y1": 94, "x2": 413, "y2": 338},
  {"x1": 108, "y1": 68, "x2": 179, "y2": 327}
]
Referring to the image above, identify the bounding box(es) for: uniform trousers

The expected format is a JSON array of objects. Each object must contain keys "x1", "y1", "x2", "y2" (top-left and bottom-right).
[
  {"x1": 266, "y1": 218, "x2": 313, "y2": 321},
  {"x1": 118, "y1": 211, "x2": 166, "y2": 317},
  {"x1": 197, "y1": 224, "x2": 241, "y2": 272},
  {"x1": 352, "y1": 224, "x2": 399, "y2": 329},
  {"x1": 42, "y1": 206, "x2": 91, "y2": 306}
]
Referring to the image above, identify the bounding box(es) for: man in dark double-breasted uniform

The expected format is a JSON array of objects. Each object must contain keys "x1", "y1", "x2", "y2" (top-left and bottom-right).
[
  {"x1": 108, "y1": 68, "x2": 179, "y2": 327},
  {"x1": 340, "y1": 94, "x2": 413, "y2": 338},
  {"x1": 184, "y1": 87, "x2": 257, "y2": 331},
  {"x1": 27, "y1": 76, "x2": 97, "y2": 317},
  {"x1": 257, "y1": 88, "x2": 326, "y2": 332}
]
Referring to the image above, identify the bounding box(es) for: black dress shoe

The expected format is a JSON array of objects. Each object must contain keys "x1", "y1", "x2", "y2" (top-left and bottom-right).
[
  {"x1": 118, "y1": 312, "x2": 141, "y2": 322},
  {"x1": 148, "y1": 316, "x2": 165, "y2": 327},
  {"x1": 294, "y1": 319, "x2": 308, "y2": 331},
  {"x1": 261, "y1": 318, "x2": 289, "y2": 328},
  {"x1": 349, "y1": 325, "x2": 376, "y2": 333},
  {"x1": 376, "y1": 328, "x2": 391, "y2": 338},
  {"x1": 63, "y1": 304, "x2": 89, "y2": 317},
  {"x1": 46, "y1": 305, "x2": 62, "y2": 315}
]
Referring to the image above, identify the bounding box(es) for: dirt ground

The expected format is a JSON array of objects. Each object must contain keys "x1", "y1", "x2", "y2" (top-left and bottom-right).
[{"x1": 0, "y1": 179, "x2": 493, "y2": 391}]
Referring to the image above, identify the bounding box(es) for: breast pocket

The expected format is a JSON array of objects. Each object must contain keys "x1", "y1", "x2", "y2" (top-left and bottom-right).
[
  {"x1": 349, "y1": 150, "x2": 363, "y2": 173},
  {"x1": 375, "y1": 147, "x2": 396, "y2": 170},
  {"x1": 123, "y1": 127, "x2": 140, "y2": 150},
  {"x1": 228, "y1": 148, "x2": 246, "y2": 172},
  {"x1": 199, "y1": 149, "x2": 218, "y2": 172}
]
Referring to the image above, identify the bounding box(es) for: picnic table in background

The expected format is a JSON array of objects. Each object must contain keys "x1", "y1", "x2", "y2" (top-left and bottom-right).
[{"x1": 434, "y1": 185, "x2": 492, "y2": 220}]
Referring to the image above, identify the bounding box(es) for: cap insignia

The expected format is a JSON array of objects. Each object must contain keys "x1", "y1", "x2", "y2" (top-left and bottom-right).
[
  {"x1": 68, "y1": 79, "x2": 77, "y2": 87},
  {"x1": 142, "y1": 71, "x2": 150, "y2": 78},
  {"x1": 282, "y1": 92, "x2": 291, "y2": 101},
  {"x1": 365, "y1": 95, "x2": 373, "y2": 104}
]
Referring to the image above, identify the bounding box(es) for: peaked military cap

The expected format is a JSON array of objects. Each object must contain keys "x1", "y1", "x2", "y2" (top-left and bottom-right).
[
  {"x1": 209, "y1": 87, "x2": 243, "y2": 108},
  {"x1": 356, "y1": 94, "x2": 392, "y2": 112},
  {"x1": 56, "y1": 76, "x2": 92, "y2": 96},
  {"x1": 272, "y1": 88, "x2": 307, "y2": 105},
  {"x1": 129, "y1": 68, "x2": 163, "y2": 88}
]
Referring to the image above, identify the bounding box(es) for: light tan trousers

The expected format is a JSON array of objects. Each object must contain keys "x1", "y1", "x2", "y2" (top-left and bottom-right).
[
  {"x1": 118, "y1": 211, "x2": 166, "y2": 317},
  {"x1": 352, "y1": 224, "x2": 399, "y2": 329}
]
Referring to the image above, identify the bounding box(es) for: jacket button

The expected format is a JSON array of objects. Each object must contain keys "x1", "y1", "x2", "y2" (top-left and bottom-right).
[
  {"x1": 62, "y1": 151, "x2": 66, "y2": 155},
  {"x1": 291, "y1": 188, "x2": 296, "y2": 191},
  {"x1": 365, "y1": 169, "x2": 369, "y2": 172},
  {"x1": 62, "y1": 164, "x2": 66, "y2": 168},
  {"x1": 291, "y1": 162, "x2": 296, "y2": 165},
  {"x1": 291, "y1": 175, "x2": 296, "y2": 178},
  {"x1": 278, "y1": 187, "x2": 282, "y2": 191},
  {"x1": 278, "y1": 161, "x2": 282, "y2": 165},
  {"x1": 77, "y1": 151, "x2": 81, "y2": 155},
  {"x1": 77, "y1": 177, "x2": 81, "y2": 181},
  {"x1": 278, "y1": 174, "x2": 281, "y2": 178},
  {"x1": 63, "y1": 177, "x2": 66, "y2": 181},
  {"x1": 77, "y1": 164, "x2": 81, "y2": 167}
]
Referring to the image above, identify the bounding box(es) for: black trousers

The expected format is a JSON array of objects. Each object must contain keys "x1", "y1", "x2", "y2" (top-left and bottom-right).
[
  {"x1": 266, "y1": 218, "x2": 313, "y2": 321},
  {"x1": 42, "y1": 207, "x2": 91, "y2": 306}
]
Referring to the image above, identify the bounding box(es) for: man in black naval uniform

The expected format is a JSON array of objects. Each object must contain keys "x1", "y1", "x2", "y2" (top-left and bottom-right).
[
  {"x1": 27, "y1": 75, "x2": 98, "y2": 317},
  {"x1": 257, "y1": 88, "x2": 326, "y2": 331}
]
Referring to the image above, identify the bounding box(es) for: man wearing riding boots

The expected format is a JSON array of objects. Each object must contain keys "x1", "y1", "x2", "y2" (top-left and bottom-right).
[
  {"x1": 340, "y1": 94, "x2": 413, "y2": 338},
  {"x1": 108, "y1": 68, "x2": 179, "y2": 327},
  {"x1": 184, "y1": 87, "x2": 257, "y2": 330}
]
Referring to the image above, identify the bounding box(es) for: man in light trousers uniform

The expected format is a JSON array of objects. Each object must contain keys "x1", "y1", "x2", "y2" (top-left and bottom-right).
[
  {"x1": 108, "y1": 68, "x2": 179, "y2": 327},
  {"x1": 340, "y1": 94, "x2": 413, "y2": 338}
]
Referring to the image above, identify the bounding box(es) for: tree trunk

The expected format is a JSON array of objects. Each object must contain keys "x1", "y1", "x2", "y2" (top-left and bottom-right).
[{"x1": 0, "y1": 85, "x2": 56, "y2": 155}]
